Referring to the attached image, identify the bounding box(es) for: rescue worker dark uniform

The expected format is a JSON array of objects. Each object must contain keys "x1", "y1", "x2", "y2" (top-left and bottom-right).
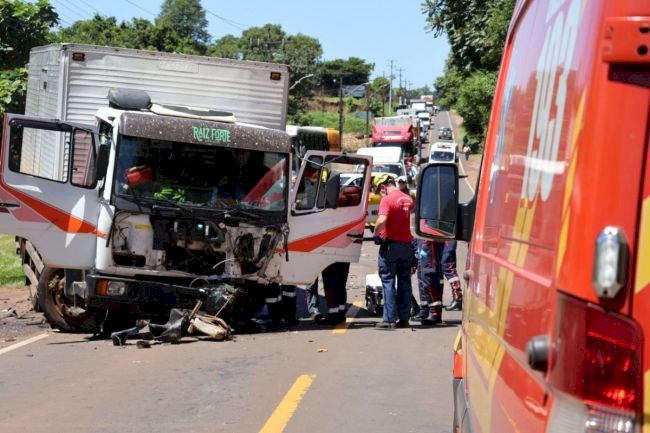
[
  {"x1": 440, "y1": 240, "x2": 462, "y2": 311},
  {"x1": 306, "y1": 262, "x2": 350, "y2": 325},
  {"x1": 264, "y1": 283, "x2": 298, "y2": 328},
  {"x1": 412, "y1": 238, "x2": 444, "y2": 323}
]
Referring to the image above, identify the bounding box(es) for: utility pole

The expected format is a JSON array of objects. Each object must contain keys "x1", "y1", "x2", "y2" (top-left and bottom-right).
[
  {"x1": 388, "y1": 60, "x2": 395, "y2": 114},
  {"x1": 338, "y1": 75, "x2": 344, "y2": 148},
  {"x1": 397, "y1": 67, "x2": 405, "y2": 105},
  {"x1": 365, "y1": 83, "x2": 370, "y2": 141}
]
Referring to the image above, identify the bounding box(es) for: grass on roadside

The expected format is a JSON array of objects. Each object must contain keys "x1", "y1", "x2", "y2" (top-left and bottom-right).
[
  {"x1": 0, "y1": 234, "x2": 23, "y2": 286},
  {"x1": 302, "y1": 111, "x2": 369, "y2": 134}
]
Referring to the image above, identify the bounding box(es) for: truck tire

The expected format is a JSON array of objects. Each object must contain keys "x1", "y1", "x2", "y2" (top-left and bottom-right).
[{"x1": 38, "y1": 267, "x2": 98, "y2": 332}]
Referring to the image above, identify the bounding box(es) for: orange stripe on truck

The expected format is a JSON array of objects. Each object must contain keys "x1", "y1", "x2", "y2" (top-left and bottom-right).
[{"x1": 286, "y1": 217, "x2": 366, "y2": 252}]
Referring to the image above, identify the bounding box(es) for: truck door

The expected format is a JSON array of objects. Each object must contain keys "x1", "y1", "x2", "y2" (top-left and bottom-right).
[
  {"x1": 0, "y1": 114, "x2": 103, "y2": 269},
  {"x1": 282, "y1": 151, "x2": 372, "y2": 284}
]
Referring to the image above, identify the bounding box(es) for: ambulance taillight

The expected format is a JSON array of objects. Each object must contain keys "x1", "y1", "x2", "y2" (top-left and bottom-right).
[{"x1": 546, "y1": 292, "x2": 640, "y2": 432}]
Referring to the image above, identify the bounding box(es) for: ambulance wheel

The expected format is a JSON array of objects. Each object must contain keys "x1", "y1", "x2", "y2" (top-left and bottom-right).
[{"x1": 38, "y1": 267, "x2": 98, "y2": 332}]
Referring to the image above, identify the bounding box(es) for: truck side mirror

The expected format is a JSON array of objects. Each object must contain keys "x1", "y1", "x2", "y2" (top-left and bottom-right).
[
  {"x1": 413, "y1": 163, "x2": 458, "y2": 239},
  {"x1": 96, "y1": 143, "x2": 110, "y2": 181}
]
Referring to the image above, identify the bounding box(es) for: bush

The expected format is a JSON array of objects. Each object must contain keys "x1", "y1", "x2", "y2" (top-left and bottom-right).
[{"x1": 0, "y1": 235, "x2": 23, "y2": 286}]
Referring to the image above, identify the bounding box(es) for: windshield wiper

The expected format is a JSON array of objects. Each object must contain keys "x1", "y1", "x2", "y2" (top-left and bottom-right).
[
  {"x1": 149, "y1": 197, "x2": 196, "y2": 216},
  {"x1": 213, "y1": 206, "x2": 262, "y2": 221}
]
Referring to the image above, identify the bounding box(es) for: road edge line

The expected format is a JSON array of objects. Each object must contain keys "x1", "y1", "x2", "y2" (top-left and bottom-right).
[
  {"x1": 0, "y1": 333, "x2": 49, "y2": 356},
  {"x1": 447, "y1": 110, "x2": 475, "y2": 194}
]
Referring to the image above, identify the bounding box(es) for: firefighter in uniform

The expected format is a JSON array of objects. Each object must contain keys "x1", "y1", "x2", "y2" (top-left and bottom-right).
[
  {"x1": 440, "y1": 240, "x2": 462, "y2": 311},
  {"x1": 264, "y1": 283, "x2": 298, "y2": 329},
  {"x1": 412, "y1": 238, "x2": 444, "y2": 323}
]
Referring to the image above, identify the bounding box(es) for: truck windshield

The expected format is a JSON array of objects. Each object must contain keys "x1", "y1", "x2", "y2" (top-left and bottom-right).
[{"x1": 115, "y1": 135, "x2": 288, "y2": 212}]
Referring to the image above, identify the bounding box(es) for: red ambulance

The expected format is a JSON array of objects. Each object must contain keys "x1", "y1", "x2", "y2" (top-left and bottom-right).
[{"x1": 414, "y1": 0, "x2": 650, "y2": 432}]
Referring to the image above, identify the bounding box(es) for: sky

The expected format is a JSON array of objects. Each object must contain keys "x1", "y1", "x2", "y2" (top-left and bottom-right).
[{"x1": 48, "y1": 0, "x2": 450, "y2": 90}]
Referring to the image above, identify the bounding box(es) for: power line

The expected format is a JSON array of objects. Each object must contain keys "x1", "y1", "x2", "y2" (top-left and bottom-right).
[
  {"x1": 204, "y1": 9, "x2": 249, "y2": 32},
  {"x1": 123, "y1": 0, "x2": 157, "y2": 18},
  {"x1": 60, "y1": 0, "x2": 96, "y2": 18},
  {"x1": 74, "y1": 0, "x2": 101, "y2": 15},
  {"x1": 52, "y1": 0, "x2": 89, "y2": 23}
]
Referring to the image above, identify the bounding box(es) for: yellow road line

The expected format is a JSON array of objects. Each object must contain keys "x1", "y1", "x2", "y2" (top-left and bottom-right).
[
  {"x1": 333, "y1": 300, "x2": 363, "y2": 334},
  {"x1": 0, "y1": 333, "x2": 49, "y2": 356},
  {"x1": 259, "y1": 374, "x2": 315, "y2": 433}
]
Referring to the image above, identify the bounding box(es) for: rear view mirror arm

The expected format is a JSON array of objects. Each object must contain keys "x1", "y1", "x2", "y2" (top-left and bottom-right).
[{"x1": 456, "y1": 195, "x2": 476, "y2": 242}]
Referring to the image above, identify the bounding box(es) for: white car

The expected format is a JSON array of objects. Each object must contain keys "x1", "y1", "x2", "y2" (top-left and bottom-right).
[{"x1": 429, "y1": 142, "x2": 457, "y2": 164}]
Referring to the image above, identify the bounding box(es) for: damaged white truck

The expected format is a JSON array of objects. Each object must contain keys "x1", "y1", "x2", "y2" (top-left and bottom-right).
[{"x1": 0, "y1": 44, "x2": 371, "y2": 331}]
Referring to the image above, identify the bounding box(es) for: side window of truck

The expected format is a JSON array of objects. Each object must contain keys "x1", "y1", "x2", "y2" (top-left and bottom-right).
[
  {"x1": 70, "y1": 129, "x2": 96, "y2": 188},
  {"x1": 295, "y1": 157, "x2": 323, "y2": 210},
  {"x1": 8, "y1": 123, "x2": 70, "y2": 183}
]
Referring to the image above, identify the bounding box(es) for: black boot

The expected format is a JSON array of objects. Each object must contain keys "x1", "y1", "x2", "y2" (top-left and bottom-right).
[
  {"x1": 281, "y1": 294, "x2": 299, "y2": 327},
  {"x1": 445, "y1": 298, "x2": 463, "y2": 311},
  {"x1": 411, "y1": 307, "x2": 430, "y2": 321}
]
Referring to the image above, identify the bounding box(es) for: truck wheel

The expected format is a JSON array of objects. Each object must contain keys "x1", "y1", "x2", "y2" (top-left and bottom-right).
[
  {"x1": 38, "y1": 267, "x2": 98, "y2": 332},
  {"x1": 29, "y1": 288, "x2": 42, "y2": 312}
]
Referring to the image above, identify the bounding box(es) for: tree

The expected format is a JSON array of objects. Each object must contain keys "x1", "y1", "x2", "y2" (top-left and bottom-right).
[
  {"x1": 317, "y1": 57, "x2": 374, "y2": 94},
  {"x1": 454, "y1": 70, "x2": 497, "y2": 143},
  {"x1": 423, "y1": 0, "x2": 515, "y2": 144},
  {"x1": 56, "y1": 15, "x2": 123, "y2": 47},
  {"x1": 238, "y1": 24, "x2": 286, "y2": 62},
  {"x1": 210, "y1": 26, "x2": 323, "y2": 120},
  {"x1": 157, "y1": 0, "x2": 210, "y2": 44},
  {"x1": 208, "y1": 34, "x2": 242, "y2": 59},
  {"x1": 1, "y1": 0, "x2": 58, "y2": 70},
  {"x1": 0, "y1": 0, "x2": 58, "y2": 127}
]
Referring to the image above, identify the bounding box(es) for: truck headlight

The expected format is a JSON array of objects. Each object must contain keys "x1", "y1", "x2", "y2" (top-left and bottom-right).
[
  {"x1": 96, "y1": 280, "x2": 128, "y2": 297},
  {"x1": 107, "y1": 281, "x2": 126, "y2": 296}
]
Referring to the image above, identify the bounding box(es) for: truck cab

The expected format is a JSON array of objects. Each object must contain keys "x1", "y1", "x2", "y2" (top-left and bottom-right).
[{"x1": 1, "y1": 89, "x2": 372, "y2": 331}]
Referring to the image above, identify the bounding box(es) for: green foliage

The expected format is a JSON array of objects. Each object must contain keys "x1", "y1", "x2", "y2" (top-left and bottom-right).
[
  {"x1": 423, "y1": 0, "x2": 515, "y2": 145},
  {"x1": 0, "y1": 68, "x2": 27, "y2": 113},
  {"x1": 422, "y1": 0, "x2": 514, "y2": 72},
  {"x1": 0, "y1": 0, "x2": 57, "y2": 135},
  {"x1": 0, "y1": 235, "x2": 23, "y2": 286},
  {"x1": 208, "y1": 34, "x2": 241, "y2": 59},
  {"x1": 1, "y1": 0, "x2": 58, "y2": 70},
  {"x1": 57, "y1": 14, "x2": 207, "y2": 55},
  {"x1": 157, "y1": 0, "x2": 210, "y2": 43},
  {"x1": 295, "y1": 111, "x2": 367, "y2": 134},
  {"x1": 316, "y1": 57, "x2": 373, "y2": 93},
  {"x1": 454, "y1": 70, "x2": 497, "y2": 145}
]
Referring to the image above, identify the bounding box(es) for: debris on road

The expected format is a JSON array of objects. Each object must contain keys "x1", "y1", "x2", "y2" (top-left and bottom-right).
[
  {"x1": 0, "y1": 308, "x2": 17, "y2": 320},
  {"x1": 110, "y1": 301, "x2": 232, "y2": 348}
]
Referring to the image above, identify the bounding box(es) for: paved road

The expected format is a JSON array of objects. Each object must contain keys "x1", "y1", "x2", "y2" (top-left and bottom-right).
[{"x1": 0, "y1": 111, "x2": 475, "y2": 433}]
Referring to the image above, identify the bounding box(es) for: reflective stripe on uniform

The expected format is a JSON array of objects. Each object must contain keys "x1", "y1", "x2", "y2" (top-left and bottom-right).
[
  {"x1": 432, "y1": 301, "x2": 443, "y2": 306},
  {"x1": 266, "y1": 296, "x2": 282, "y2": 303},
  {"x1": 282, "y1": 291, "x2": 296, "y2": 298}
]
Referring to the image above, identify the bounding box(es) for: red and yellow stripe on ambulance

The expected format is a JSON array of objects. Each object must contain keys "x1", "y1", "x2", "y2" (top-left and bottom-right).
[{"x1": 464, "y1": 0, "x2": 584, "y2": 431}]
